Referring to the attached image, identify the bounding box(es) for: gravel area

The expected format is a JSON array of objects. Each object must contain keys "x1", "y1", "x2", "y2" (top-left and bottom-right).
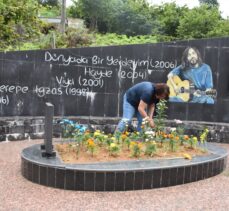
[{"x1": 0, "y1": 140, "x2": 229, "y2": 211}]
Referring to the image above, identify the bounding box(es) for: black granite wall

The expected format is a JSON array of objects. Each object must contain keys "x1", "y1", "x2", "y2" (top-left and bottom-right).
[{"x1": 0, "y1": 37, "x2": 229, "y2": 122}]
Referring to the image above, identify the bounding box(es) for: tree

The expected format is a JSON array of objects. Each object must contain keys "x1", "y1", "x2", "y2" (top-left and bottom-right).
[
  {"x1": 72, "y1": 0, "x2": 154, "y2": 35},
  {"x1": 38, "y1": 0, "x2": 59, "y2": 7},
  {"x1": 176, "y1": 5, "x2": 221, "y2": 39},
  {"x1": 150, "y1": 3, "x2": 188, "y2": 37},
  {"x1": 76, "y1": 0, "x2": 110, "y2": 31},
  {"x1": 206, "y1": 19, "x2": 229, "y2": 38},
  {"x1": 114, "y1": 1, "x2": 153, "y2": 36},
  {"x1": 199, "y1": 0, "x2": 219, "y2": 7},
  {"x1": 67, "y1": 0, "x2": 81, "y2": 18},
  {"x1": 0, "y1": 0, "x2": 41, "y2": 49}
]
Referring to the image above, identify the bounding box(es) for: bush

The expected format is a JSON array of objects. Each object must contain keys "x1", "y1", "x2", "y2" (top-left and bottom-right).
[
  {"x1": 64, "y1": 27, "x2": 94, "y2": 48},
  {"x1": 40, "y1": 22, "x2": 57, "y2": 35},
  {"x1": 91, "y1": 33, "x2": 157, "y2": 46},
  {"x1": 0, "y1": 0, "x2": 41, "y2": 50},
  {"x1": 38, "y1": 5, "x2": 60, "y2": 17}
]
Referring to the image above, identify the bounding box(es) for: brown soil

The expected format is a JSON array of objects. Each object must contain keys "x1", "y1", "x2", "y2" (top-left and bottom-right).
[{"x1": 55, "y1": 143, "x2": 208, "y2": 164}]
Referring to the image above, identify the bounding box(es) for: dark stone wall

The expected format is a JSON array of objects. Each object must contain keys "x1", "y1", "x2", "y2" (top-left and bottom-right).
[
  {"x1": 0, "y1": 37, "x2": 229, "y2": 122},
  {"x1": 1, "y1": 117, "x2": 229, "y2": 143}
]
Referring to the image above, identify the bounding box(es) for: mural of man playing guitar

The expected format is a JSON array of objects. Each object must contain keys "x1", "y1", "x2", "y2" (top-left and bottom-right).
[{"x1": 167, "y1": 46, "x2": 216, "y2": 104}]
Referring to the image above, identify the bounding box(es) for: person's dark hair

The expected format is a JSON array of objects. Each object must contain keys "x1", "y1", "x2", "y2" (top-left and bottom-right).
[
  {"x1": 181, "y1": 46, "x2": 203, "y2": 70},
  {"x1": 155, "y1": 83, "x2": 170, "y2": 100}
]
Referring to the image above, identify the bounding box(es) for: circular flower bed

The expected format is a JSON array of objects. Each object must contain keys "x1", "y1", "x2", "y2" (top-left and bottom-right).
[{"x1": 56, "y1": 101, "x2": 210, "y2": 163}]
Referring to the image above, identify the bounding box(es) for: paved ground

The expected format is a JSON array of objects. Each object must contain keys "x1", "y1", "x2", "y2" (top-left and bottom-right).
[{"x1": 0, "y1": 140, "x2": 229, "y2": 211}]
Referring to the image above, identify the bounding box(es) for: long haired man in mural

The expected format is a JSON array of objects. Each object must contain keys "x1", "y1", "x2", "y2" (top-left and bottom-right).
[{"x1": 167, "y1": 46, "x2": 216, "y2": 104}]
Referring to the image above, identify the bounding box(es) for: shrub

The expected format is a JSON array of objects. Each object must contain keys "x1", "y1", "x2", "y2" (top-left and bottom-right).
[{"x1": 64, "y1": 27, "x2": 94, "y2": 48}]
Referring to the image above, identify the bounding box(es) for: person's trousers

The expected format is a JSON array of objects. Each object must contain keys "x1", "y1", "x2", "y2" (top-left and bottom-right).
[{"x1": 116, "y1": 94, "x2": 143, "y2": 132}]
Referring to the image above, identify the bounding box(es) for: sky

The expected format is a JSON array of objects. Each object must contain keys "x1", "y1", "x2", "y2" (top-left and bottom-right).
[
  {"x1": 147, "y1": 0, "x2": 229, "y2": 18},
  {"x1": 66, "y1": 0, "x2": 229, "y2": 19}
]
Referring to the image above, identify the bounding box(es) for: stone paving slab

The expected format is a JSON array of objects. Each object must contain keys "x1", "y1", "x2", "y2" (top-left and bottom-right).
[{"x1": 1, "y1": 139, "x2": 229, "y2": 210}]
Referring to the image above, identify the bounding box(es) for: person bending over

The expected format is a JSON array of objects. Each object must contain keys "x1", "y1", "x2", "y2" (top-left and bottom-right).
[{"x1": 116, "y1": 82, "x2": 170, "y2": 132}]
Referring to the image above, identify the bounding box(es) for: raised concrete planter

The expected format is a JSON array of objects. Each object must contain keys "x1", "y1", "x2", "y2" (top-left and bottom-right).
[{"x1": 21, "y1": 143, "x2": 228, "y2": 191}]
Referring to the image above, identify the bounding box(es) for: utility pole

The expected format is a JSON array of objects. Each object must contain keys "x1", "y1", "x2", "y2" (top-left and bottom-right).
[{"x1": 60, "y1": 0, "x2": 66, "y2": 34}]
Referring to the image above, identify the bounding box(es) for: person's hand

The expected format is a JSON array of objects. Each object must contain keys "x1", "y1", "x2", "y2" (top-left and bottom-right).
[{"x1": 149, "y1": 119, "x2": 155, "y2": 128}]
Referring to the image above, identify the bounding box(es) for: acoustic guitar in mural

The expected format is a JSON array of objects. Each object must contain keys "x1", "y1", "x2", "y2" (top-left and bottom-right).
[{"x1": 167, "y1": 75, "x2": 217, "y2": 102}]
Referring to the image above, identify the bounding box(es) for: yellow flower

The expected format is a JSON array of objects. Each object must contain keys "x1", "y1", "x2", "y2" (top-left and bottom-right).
[
  {"x1": 125, "y1": 131, "x2": 129, "y2": 136},
  {"x1": 87, "y1": 139, "x2": 95, "y2": 147},
  {"x1": 87, "y1": 138, "x2": 93, "y2": 142},
  {"x1": 163, "y1": 134, "x2": 168, "y2": 138},
  {"x1": 94, "y1": 131, "x2": 101, "y2": 137},
  {"x1": 175, "y1": 136, "x2": 179, "y2": 141},
  {"x1": 121, "y1": 134, "x2": 127, "y2": 140},
  {"x1": 130, "y1": 141, "x2": 136, "y2": 147},
  {"x1": 110, "y1": 143, "x2": 116, "y2": 148},
  {"x1": 111, "y1": 137, "x2": 116, "y2": 141},
  {"x1": 183, "y1": 153, "x2": 192, "y2": 160},
  {"x1": 168, "y1": 134, "x2": 174, "y2": 139},
  {"x1": 137, "y1": 142, "x2": 143, "y2": 149},
  {"x1": 85, "y1": 130, "x2": 90, "y2": 135},
  {"x1": 184, "y1": 135, "x2": 189, "y2": 140},
  {"x1": 192, "y1": 137, "x2": 198, "y2": 142}
]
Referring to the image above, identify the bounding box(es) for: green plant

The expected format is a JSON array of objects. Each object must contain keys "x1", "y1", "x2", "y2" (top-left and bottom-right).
[
  {"x1": 176, "y1": 125, "x2": 185, "y2": 136},
  {"x1": 39, "y1": 5, "x2": 60, "y2": 17},
  {"x1": 86, "y1": 138, "x2": 96, "y2": 157},
  {"x1": 154, "y1": 131, "x2": 168, "y2": 147},
  {"x1": 169, "y1": 134, "x2": 179, "y2": 152},
  {"x1": 62, "y1": 124, "x2": 75, "y2": 139},
  {"x1": 91, "y1": 33, "x2": 157, "y2": 47},
  {"x1": 199, "y1": 128, "x2": 209, "y2": 144},
  {"x1": 188, "y1": 136, "x2": 198, "y2": 149},
  {"x1": 144, "y1": 141, "x2": 157, "y2": 157},
  {"x1": 93, "y1": 130, "x2": 105, "y2": 146},
  {"x1": 180, "y1": 134, "x2": 190, "y2": 146},
  {"x1": 109, "y1": 143, "x2": 120, "y2": 157},
  {"x1": 69, "y1": 143, "x2": 80, "y2": 159},
  {"x1": 128, "y1": 131, "x2": 142, "y2": 142},
  {"x1": 154, "y1": 99, "x2": 168, "y2": 135},
  {"x1": 65, "y1": 27, "x2": 94, "y2": 48},
  {"x1": 140, "y1": 117, "x2": 155, "y2": 141},
  {"x1": 58, "y1": 118, "x2": 209, "y2": 161},
  {"x1": 130, "y1": 141, "x2": 142, "y2": 158}
]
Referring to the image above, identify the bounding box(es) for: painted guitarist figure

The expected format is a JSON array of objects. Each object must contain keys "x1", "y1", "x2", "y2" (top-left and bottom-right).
[{"x1": 167, "y1": 46, "x2": 215, "y2": 104}]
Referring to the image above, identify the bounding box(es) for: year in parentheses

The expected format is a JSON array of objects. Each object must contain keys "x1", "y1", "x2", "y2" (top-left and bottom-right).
[
  {"x1": 150, "y1": 60, "x2": 177, "y2": 69},
  {"x1": 0, "y1": 95, "x2": 9, "y2": 105}
]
